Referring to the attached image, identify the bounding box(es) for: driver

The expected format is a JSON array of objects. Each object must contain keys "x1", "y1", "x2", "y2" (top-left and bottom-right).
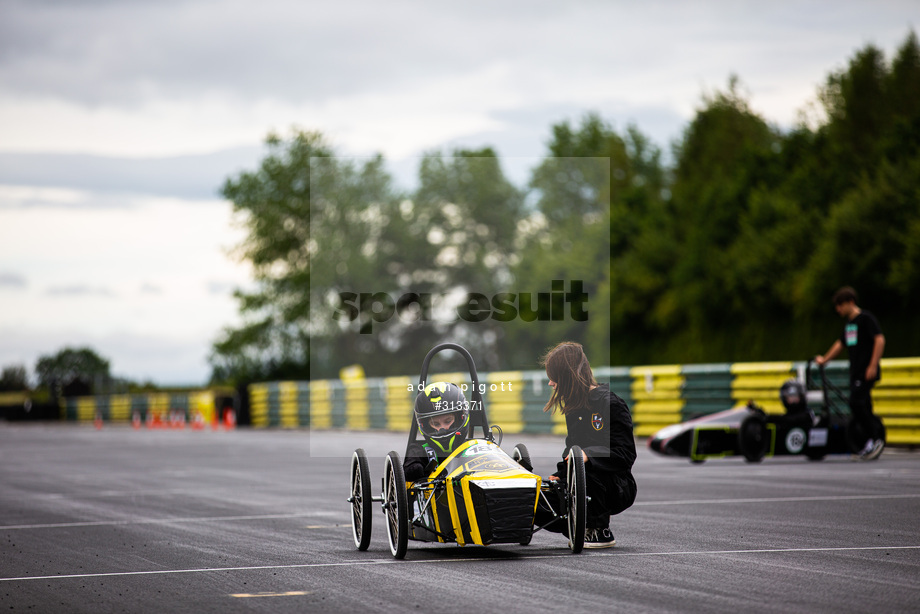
[{"x1": 404, "y1": 382, "x2": 471, "y2": 481}]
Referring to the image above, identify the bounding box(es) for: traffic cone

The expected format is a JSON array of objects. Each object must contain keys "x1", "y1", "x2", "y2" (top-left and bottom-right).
[
  {"x1": 94, "y1": 410, "x2": 103, "y2": 430},
  {"x1": 223, "y1": 408, "x2": 236, "y2": 430},
  {"x1": 132, "y1": 411, "x2": 141, "y2": 430},
  {"x1": 170, "y1": 410, "x2": 186, "y2": 430}
]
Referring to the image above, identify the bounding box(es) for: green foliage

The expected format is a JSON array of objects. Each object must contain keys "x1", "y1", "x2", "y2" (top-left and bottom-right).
[
  {"x1": 0, "y1": 364, "x2": 29, "y2": 391},
  {"x1": 211, "y1": 130, "x2": 330, "y2": 384},
  {"x1": 798, "y1": 155, "x2": 920, "y2": 313},
  {"x1": 606, "y1": 33, "x2": 920, "y2": 363},
  {"x1": 35, "y1": 347, "x2": 111, "y2": 398},
  {"x1": 512, "y1": 114, "x2": 669, "y2": 366},
  {"x1": 213, "y1": 31, "x2": 920, "y2": 379},
  {"x1": 308, "y1": 147, "x2": 427, "y2": 377}
]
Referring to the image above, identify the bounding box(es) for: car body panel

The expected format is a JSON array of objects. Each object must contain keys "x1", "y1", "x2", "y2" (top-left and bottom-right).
[{"x1": 409, "y1": 438, "x2": 541, "y2": 545}]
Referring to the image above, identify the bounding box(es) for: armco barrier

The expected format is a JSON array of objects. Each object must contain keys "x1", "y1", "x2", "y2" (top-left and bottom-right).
[
  {"x1": 874, "y1": 358, "x2": 920, "y2": 445},
  {"x1": 56, "y1": 358, "x2": 919, "y2": 447},
  {"x1": 629, "y1": 365, "x2": 683, "y2": 438},
  {"x1": 60, "y1": 389, "x2": 231, "y2": 426},
  {"x1": 244, "y1": 357, "x2": 920, "y2": 447}
]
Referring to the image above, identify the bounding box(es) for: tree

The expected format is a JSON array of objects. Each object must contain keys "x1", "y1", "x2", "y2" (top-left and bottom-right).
[
  {"x1": 798, "y1": 156, "x2": 920, "y2": 317},
  {"x1": 792, "y1": 32, "x2": 920, "y2": 322},
  {"x1": 666, "y1": 78, "x2": 779, "y2": 332},
  {"x1": 307, "y1": 148, "x2": 422, "y2": 377},
  {"x1": 0, "y1": 364, "x2": 29, "y2": 391},
  {"x1": 212, "y1": 31, "x2": 920, "y2": 383},
  {"x1": 408, "y1": 148, "x2": 527, "y2": 371},
  {"x1": 514, "y1": 114, "x2": 667, "y2": 366},
  {"x1": 310, "y1": 147, "x2": 527, "y2": 375},
  {"x1": 884, "y1": 31, "x2": 920, "y2": 163},
  {"x1": 35, "y1": 347, "x2": 110, "y2": 398},
  {"x1": 211, "y1": 130, "x2": 333, "y2": 384}
]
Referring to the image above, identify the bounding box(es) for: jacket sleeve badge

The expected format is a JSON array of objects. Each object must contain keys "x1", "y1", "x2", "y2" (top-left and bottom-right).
[{"x1": 591, "y1": 413, "x2": 604, "y2": 431}]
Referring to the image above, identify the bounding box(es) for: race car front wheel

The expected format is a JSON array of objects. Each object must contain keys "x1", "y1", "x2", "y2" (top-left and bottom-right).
[
  {"x1": 511, "y1": 443, "x2": 533, "y2": 472},
  {"x1": 350, "y1": 448, "x2": 372, "y2": 551},
  {"x1": 383, "y1": 451, "x2": 409, "y2": 559},
  {"x1": 566, "y1": 445, "x2": 587, "y2": 554}
]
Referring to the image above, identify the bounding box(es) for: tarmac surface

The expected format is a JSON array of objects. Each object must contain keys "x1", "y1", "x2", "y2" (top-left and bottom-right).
[{"x1": 1, "y1": 423, "x2": 919, "y2": 613}]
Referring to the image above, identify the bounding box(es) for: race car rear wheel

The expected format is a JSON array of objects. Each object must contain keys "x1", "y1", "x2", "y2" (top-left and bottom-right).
[
  {"x1": 350, "y1": 448, "x2": 372, "y2": 551},
  {"x1": 738, "y1": 413, "x2": 769, "y2": 462},
  {"x1": 566, "y1": 445, "x2": 587, "y2": 554},
  {"x1": 511, "y1": 444, "x2": 533, "y2": 472},
  {"x1": 383, "y1": 451, "x2": 409, "y2": 559}
]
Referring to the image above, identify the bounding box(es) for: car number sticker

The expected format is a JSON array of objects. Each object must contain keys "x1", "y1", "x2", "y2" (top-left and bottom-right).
[
  {"x1": 462, "y1": 444, "x2": 493, "y2": 457},
  {"x1": 808, "y1": 428, "x2": 828, "y2": 447}
]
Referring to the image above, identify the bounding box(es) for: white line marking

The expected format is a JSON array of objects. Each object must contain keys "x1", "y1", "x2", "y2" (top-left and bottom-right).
[
  {"x1": 3, "y1": 546, "x2": 919, "y2": 582},
  {"x1": 4, "y1": 494, "x2": 916, "y2": 530},
  {"x1": 0, "y1": 513, "x2": 319, "y2": 530},
  {"x1": 231, "y1": 591, "x2": 312, "y2": 598},
  {"x1": 633, "y1": 493, "x2": 920, "y2": 506}
]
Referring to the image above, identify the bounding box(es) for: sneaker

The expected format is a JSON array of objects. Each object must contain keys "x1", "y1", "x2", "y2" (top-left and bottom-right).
[
  {"x1": 864, "y1": 439, "x2": 885, "y2": 461},
  {"x1": 584, "y1": 527, "x2": 616, "y2": 549}
]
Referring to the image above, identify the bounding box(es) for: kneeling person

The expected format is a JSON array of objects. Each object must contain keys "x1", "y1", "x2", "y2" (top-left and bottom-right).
[{"x1": 535, "y1": 342, "x2": 638, "y2": 549}]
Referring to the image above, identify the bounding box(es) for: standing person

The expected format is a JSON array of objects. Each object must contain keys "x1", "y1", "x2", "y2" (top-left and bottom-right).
[
  {"x1": 538, "y1": 341, "x2": 637, "y2": 548},
  {"x1": 815, "y1": 286, "x2": 886, "y2": 460}
]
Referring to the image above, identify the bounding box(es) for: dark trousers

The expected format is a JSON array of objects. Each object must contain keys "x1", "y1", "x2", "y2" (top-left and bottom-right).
[
  {"x1": 535, "y1": 470, "x2": 637, "y2": 533},
  {"x1": 850, "y1": 378, "x2": 883, "y2": 442}
]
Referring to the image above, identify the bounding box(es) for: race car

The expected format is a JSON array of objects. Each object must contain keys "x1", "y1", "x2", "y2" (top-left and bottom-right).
[
  {"x1": 348, "y1": 342, "x2": 587, "y2": 558},
  {"x1": 647, "y1": 361, "x2": 885, "y2": 463}
]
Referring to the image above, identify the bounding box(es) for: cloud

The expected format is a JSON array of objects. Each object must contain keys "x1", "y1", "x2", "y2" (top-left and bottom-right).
[
  {"x1": 0, "y1": 0, "x2": 556, "y2": 106},
  {"x1": 0, "y1": 325, "x2": 216, "y2": 385},
  {"x1": 207, "y1": 280, "x2": 238, "y2": 296},
  {"x1": 0, "y1": 272, "x2": 28, "y2": 288},
  {"x1": 2, "y1": 0, "x2": 910, "y2": 108},
  {"x1": 139, "y1": 283, "x2": 163, "y2": 295},
  {"x1": 0, "y1": 146, "x2": 263, "y2": 201},
  {"x1": 0, "y1": 0, "x2": 915, "y2": 163},
  {"x1": 45, "y1": 285, "x2": 115, "y2": 297}
]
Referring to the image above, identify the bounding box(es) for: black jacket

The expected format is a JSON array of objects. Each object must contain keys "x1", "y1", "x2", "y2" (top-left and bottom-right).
[
  {"x1": 403, "y1": 441, "x2": 438, "y2": 481},
  {"x1": 556, "y1": 384, "x2": 636, "y2": 476}
]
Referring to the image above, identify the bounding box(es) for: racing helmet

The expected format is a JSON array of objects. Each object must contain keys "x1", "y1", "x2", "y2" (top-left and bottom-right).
[
  {"x1": 414, "y1": 382, "x2": 471, "y2": 456},
  {"x1": 780, "y1": 379, "x2": 808, "y2": 414}
]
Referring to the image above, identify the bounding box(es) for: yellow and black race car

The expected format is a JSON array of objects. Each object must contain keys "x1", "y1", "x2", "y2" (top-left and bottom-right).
[{"x1": 348, "y1": 343, "x2": 587, "y2": 559}]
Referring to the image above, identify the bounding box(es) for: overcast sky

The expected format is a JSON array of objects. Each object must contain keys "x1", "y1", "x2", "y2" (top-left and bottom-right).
[{"x1": 0, "y1": 0, "x2": 915, "y2": 385}]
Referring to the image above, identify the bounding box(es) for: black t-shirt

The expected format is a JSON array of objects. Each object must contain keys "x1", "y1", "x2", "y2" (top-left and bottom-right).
[
  {"x1": 839, "y1": 310, "x2": 883, "y2": 383},
  {"x1": 559, "y1": 384, "x2": 636, "y2": 475}
]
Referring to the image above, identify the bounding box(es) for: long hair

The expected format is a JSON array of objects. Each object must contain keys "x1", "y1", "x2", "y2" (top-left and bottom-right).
[{"x1": 540, "y1": 342, "x2": 597, "y2": 415}]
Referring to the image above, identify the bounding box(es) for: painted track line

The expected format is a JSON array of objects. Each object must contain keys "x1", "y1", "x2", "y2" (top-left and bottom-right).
[
  {"x1": 0, "y1": 512, "x2": 321, "y2": 531},
  {"x1": 3, "y1": 545, "x2": 919, "y2": 583},
  {"x1": 632, "y1": 493, "x2": 920, "y2": 506},
  {"x1": 4, "y1": 494, "x2": 917, "y2": 531}
]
